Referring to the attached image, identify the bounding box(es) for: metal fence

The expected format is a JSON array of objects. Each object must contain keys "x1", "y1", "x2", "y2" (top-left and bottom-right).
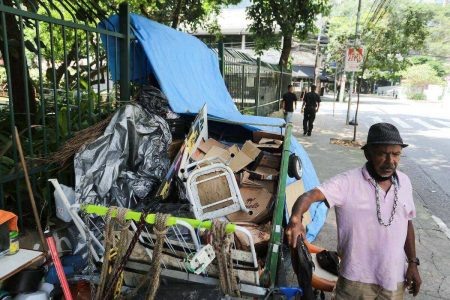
[
  {"x1": 0, "y1": 1, "x2": 133, "y2": 228},
  {"x1": 216, "y1": 46, "x2": 292, "y2": 116},
  {"x1": 0, "y1": 1, "x2": 291, "y2": 227}
]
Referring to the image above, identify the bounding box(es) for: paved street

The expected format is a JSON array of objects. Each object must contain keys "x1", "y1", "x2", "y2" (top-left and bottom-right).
[{"x1": 285, "y1": 95, "x2": 450, "y2": 299}]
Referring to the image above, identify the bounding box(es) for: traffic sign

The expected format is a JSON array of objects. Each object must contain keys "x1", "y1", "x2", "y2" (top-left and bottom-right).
[{"x1": 344, "y1": 47, "x2": 364, "y2": 72}]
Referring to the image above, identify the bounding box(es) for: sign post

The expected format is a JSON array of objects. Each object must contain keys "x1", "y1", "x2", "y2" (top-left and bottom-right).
[{"x1": 345, "y1": 47, "x2": 364, "y2": 124}]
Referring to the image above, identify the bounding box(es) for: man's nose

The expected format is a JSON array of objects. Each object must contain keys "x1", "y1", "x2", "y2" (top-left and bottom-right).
[{"x1": 386, "y1": 153, "x2": 394, "y2": 164}]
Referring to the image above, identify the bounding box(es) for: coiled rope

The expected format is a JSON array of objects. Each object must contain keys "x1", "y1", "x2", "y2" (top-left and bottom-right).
[
  {"x1": 96, "y1": 207, "x2": 131, "y2": 300},
  {"x1": 211, "y1": 219, "x2": 240, "y2": 298},
  {"x1": 145, "y1": 213, "x2": 171, "y2": 300}
]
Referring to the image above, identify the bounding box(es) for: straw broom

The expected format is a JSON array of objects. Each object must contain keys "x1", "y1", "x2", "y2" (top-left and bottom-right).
[{"x1": 49, "y1": 114, "x2": 113, "y2": 166}]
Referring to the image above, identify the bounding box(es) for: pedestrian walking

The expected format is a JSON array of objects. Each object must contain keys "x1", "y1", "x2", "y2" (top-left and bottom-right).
[
  {"x1": 301, "y1": 85, "x2": 321, "y2": 136},
  {"x1": 286, "y1": 123, "x2": 422, "y2": 300},
  {"x1": 282, "y1": 84, "x2": 298, "y2": 123}
]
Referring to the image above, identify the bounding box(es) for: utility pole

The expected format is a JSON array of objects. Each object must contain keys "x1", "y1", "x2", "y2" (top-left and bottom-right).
[
  {"x1": 345, "y1": 0, "x2": 362, "y2": 125},
  {"x1": 313, "y1": 16, "x2": 323, "y2": 87}
]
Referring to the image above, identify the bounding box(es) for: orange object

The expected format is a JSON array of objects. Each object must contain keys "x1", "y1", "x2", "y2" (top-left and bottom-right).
[
  {"x1": 0, "y1": 210, "x2": 18, "y2": 232},
  {"x1": 304, "y1": 241, "x2": 337, "y2": 292},
  {"x1": 312, "y1": 274, "x2": 336, "y2": 292},
  {"x1": 304, "y1": 240, "x2": 325, "y2": 254}
]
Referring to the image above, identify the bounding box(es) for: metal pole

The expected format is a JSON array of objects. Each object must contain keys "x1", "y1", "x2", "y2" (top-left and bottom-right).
[
  {"x1": 119, "y1": 2, "x2": 130, "y2": 102},
  {"x1": 241, "y1": 65, "x2": 245, "y2": 111},
  {"x1": 278, "y1": 64, "x2": 283, "y2": 110},
  {"x1": 353, "y1": 76, "x2": 361, "y2": 141},
  {"x1": 255, "y1": 57, "x2": 261, "y2": 116},
  {"x1": 218, "y1": 40, "x2": 224, "y2": 77},
  {"x1": 346, "y1": 0, "x2": 362, "y2": 124},
  {"x1": 313, "y1": 17, "x2": 323, "y2": 86},
  {"x1": 333, "y1": 65, "x2": 337, "y2": 116},
  {"x1": 338, "y1": 72, "x2": 346, "y2": 102}
]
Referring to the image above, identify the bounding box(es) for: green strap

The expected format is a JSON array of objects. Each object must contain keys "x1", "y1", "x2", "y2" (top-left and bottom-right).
[{"x1": 82, "y1": 204, "x2": 236, "y2": 234}]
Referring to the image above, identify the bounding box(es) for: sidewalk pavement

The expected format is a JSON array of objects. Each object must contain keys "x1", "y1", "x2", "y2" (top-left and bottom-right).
[{"x1": 284, "y1": 98, "x2": 450, "y2": 299}]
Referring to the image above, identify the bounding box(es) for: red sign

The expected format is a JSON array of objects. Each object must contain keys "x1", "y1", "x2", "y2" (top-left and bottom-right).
[{"x1": 345, "y1": 47, "x2": 364, "y2": 71}]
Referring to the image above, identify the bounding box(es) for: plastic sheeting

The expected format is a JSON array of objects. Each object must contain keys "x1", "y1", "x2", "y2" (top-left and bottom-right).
[
  {"x1": 98, "y1": 14, "x2": 327, "y2": 241},
  {"x1": 288, "y1": 138, "x2": 327, "y2": 242},
  {"x1": 74, "y1": 99, "x2": 172, "y2": 208},
  {"x1": 98, "y1": 14, "x2": 284, "y2": 129}
]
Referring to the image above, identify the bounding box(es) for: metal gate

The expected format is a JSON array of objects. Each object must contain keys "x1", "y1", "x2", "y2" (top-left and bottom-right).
[{"x1": 0, "y1": 1, "x2": 133, "y2": 228}]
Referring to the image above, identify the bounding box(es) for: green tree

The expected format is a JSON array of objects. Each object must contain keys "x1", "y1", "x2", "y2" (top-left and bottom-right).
[
  {"x1": 425, "y1": 4, "x2": 450, "y2": 60},
  {"x1": 327, "y1": 0, "x2": 450, "y2": 85},
  {"x1": 408, "y1": 56, "x2": 449, "y2": 78},
  {"x1": 247, "y1": 0, "x2": 329, "y2": 67},
  {"x1": 401, "y1": 64, "x2": 445, "y2": 100},
  {"x1": 361, "y1": 6, "x2": 432, "y2": 81},
  {"x1": 125, "y1": 0, "x2": 241, "y2": 30}
]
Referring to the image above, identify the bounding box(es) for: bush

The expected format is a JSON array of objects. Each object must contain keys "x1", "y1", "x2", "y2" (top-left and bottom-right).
[{"x1": 408, "y1": 92, "x2": 426, "y2": 100}]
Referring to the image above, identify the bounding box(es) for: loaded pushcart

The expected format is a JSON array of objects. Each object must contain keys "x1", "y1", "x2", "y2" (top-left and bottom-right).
[{"x1": 50, "y1": 109, "x2": 304, "y2": 299}]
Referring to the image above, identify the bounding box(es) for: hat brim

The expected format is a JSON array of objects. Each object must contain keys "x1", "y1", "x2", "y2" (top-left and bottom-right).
[{"x1": 361, "y1": 142, "x2": 409, "y2": 150}]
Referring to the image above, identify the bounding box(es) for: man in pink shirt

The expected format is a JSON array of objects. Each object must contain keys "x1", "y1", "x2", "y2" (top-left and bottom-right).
[{"x1": 287, "y1": 123, "x2": 422, "y2": 299}]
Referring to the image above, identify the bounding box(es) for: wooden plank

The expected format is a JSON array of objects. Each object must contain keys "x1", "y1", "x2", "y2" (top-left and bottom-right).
[{"x1": 0, "y1": 249, "x2": 45, "y2": 280}]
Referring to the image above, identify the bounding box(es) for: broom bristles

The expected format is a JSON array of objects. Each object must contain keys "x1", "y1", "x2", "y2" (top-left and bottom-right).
[{"x1": 49, "y1": 114, "x2": 114, "y2": 166}]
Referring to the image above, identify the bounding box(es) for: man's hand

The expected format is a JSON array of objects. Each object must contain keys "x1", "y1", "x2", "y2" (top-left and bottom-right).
[
  {"x1": 405, "y1": 263, "x2": 421, "y2": 297},
  {"x1": 285, "y1": 215, "x2": 306, "y2": 248}
]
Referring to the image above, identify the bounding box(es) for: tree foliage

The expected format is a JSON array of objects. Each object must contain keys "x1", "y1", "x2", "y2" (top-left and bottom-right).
[
  {"x1": 125, "y1": 0, "x2": 241, "y2": 31},
  {"x1": 408, "y1": 56, "x2": 449, "y2": 78},
  {"x1": 424, "y1": 4, "x2": 450, "y2": 60},
  {"x1": 362, "y1": 5, "x2": 432, "y2": 81},
  {"x1": 326, "y1": 0, "x2": 449, "y2": 83},
  {"x1": 401, "y1": 64, "x2": 445, "y2": 90},
  {"x1": 247, "y1": 0, "x2": 329, "y2": 67}
]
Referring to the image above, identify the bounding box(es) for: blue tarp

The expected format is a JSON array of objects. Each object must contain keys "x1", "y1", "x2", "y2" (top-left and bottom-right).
[{"x1": 99, "y1": 14, "x2": 327, "y2": 242}]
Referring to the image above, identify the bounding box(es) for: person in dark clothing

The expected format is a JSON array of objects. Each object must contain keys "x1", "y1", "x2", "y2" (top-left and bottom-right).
[
  {"x1": 282, "y1": 84, "x2": 298, "y2": 123},
  {"x1": 301, "y1": 85, "x2": 321, "y2": 136}
]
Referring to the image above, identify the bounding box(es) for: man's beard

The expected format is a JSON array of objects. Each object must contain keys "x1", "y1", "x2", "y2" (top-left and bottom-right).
[{"x1": 366, "y1": 161, "x2": 396, "y2": 182}]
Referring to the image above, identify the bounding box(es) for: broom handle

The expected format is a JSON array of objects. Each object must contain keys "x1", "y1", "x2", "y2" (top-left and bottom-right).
[
  {"x1": 14, "y1": 126, "x2": 47, "y2": 252},
  {"x1": 46, "y1": 231, "x2": 73, "y2": 300}
]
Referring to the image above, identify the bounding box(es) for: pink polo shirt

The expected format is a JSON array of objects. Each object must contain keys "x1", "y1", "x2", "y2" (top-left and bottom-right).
[{"x1": 318, "y1": 166, "x2": 416, "y2": 291}]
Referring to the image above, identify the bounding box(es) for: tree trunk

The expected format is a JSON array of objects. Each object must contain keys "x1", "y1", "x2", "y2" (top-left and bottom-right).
[
  {"x1": 171, "y1": 0, "x2": 184, "y2": 29},
  {"x1": 1, "y1": 0, "x2": 37, "y2": 118},
  {"x1": 52, "y1": 43, "x2": 78, "y2": 86},
  {"x1": 279, "y1": 35, "x2": 292, "y2": 68}
]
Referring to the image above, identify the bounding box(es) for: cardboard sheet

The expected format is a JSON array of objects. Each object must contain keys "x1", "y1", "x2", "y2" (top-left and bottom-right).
[
  {"x1": 286, "y1": 179, "x2": 311, "y2": 226},
  {"x1": 234, "y1": 222, "x2": 271, "y2": 251},
  {"x1": 255, "y1": 153, "x2": 281, "y2": 169},
  {"x1": 227, "y1": 144, "x2": 240, "y2": 157},
  {"x1": 258, "y1": 138, "x2": 282, "y2": 145},
  {"x1": 204, "y1": 146, "x2": 231, "y2": 162},
  {"x1": 252, "y1": 131, "x2": 284, "y2": 143},
  {"x1": 227, "y1": 186, "x2": 272, "y2": 223},
  {"x1": 198, "y1": 138, "x2": 227, "y2": 154},
  {"x1": 229, "y1": 141, "x2": 261, "y2": 173},
  {"x1": 248, "y1": 167, "x2": 279, "y2": 181}
]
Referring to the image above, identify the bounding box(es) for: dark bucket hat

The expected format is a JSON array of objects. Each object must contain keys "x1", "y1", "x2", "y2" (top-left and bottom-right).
[{"x1": 361, "y1": 123, "x2": 408, "y2": 150}]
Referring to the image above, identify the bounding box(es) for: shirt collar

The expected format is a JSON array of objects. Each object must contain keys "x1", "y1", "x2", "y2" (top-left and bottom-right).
[{"x1": 361, "y1": 165, "x2": 401, "y2": 187}]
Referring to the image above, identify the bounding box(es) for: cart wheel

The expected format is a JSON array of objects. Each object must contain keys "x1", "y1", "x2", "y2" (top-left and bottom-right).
[{"x1": 288, "y1": 154, "x2": 302, "y2": 180}]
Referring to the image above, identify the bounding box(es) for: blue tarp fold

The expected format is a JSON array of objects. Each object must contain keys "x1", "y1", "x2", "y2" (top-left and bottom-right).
[{"x1": 99, "y1": 14, "x2": 327, "y2": 242}]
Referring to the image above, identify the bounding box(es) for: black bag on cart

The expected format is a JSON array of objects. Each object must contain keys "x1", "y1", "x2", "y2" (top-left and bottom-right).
[{"x1": 291, "y1": 237, "x2": 315, "y2": 300}]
